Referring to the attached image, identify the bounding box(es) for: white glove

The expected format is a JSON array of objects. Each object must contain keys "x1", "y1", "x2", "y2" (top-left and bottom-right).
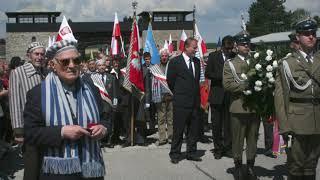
[
  {"x1": 145, "y1": 103, "x2": 150, "y2": 108},
  {"x1": 113, "y1": 98, "x2": 118, "y2": 106}
]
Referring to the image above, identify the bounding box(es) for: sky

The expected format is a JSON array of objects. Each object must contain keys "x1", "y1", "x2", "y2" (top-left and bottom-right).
[{"x1": 0, "y1": 0, "x2": 319, "y2": 43}]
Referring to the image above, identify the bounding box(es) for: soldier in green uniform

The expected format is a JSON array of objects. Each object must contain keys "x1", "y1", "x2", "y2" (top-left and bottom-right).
[
  {"x1": 223, "y1": 32, "x2": 259, "y2": 180},
  {"x1": 274, "y1": 18, "x2": 320, "y2": 180}
]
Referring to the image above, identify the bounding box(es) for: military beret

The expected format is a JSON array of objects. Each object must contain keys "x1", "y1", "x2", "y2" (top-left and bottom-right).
[
  {"x1": 295, "y1": 18, "x2": 318, "y2": 33},
  {"x1": 46, "y1": 39, "x2": 77, "y2": 60},
  {"x1": 234, "y1": 33, "x2": 251, "y2": 44},
  {"x1": 27, "y1": 42, "x2": 45, "y2": 53}
]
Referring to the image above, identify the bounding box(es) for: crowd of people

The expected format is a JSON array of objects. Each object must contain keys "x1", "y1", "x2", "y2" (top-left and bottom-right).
[{"x1": 0, "y1": 17, "x2": 319, "y2": 180}]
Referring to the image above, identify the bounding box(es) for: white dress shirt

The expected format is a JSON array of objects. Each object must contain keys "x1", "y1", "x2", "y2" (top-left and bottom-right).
[{"x1": 182, "y1": 52, "x2": 195, "y2": 77}]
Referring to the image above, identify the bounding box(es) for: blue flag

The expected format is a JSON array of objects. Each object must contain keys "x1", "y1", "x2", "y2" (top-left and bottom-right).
[
  {"x1": 144, "y1": 24, "x2": 160, "y2": 65},
  {"x1": 217, "y1": 37, "x2": 222, "y2": 48}
]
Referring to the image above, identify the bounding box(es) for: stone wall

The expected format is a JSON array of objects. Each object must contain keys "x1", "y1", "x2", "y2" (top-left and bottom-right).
[{"x1": 6, "y1": 32, "x2": 56, "y2": 62}]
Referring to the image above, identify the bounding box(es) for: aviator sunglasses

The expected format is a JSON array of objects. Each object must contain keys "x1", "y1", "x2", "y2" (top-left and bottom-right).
[{"x1": 56, "y1": 57, "x2": 81, "y2": 67}]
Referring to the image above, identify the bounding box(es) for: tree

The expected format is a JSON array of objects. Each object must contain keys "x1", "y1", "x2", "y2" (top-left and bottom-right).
[
  {"x1": 290, "y1": 9, "x2": 311, "y2": 27},
  {"x1": 247, "y1": 0, "x2": 291, "y2": 37},
  {"x1": 314, "y1": 15, "x2": 320, "y2": 25}
]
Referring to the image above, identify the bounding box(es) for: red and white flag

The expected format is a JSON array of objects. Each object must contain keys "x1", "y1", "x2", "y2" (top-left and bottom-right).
[
  {"x1": 179, "y1": 29, "x2": 187, "y2": 52},
  {"x1": 56, "y1": 16, "x2": 77, "y2": 42},
  {"x1": 123, "y1": 17, "x2": 144, "y2": 99},
  {"x1": 194, "y1": 23, "x2": 207, "y2": 58},
  {"x1": 163, "y1": 40, "x2": 169, "y2": 50},
  {"x1": 110, "y1": 12, "x2": 125, "y2": 57},
  {"x1": 168, "y1": 34, "x2": 173, "y2": 53}
]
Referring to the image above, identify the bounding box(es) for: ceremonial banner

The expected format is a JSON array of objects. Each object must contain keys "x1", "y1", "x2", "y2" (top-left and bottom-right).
[
  {"x1": 123, "y1": 18, "x2": 144, "y2": 100},
  {"x1": 144, "y1": 24, "x2": 160, "y2": 65},
  {"x1": 56, "y1": 16, "x2": 77, "y2": 42},
  {"x1": 179, "y1": 29, "x2": 187, "y2": 52},
  {"x1": 111, "y1": 12, "x2": 125, "y2": 57}
]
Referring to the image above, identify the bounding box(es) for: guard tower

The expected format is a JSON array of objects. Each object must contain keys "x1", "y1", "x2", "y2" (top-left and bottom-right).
[
  {"x1": 138, "y1": 8, "x2": 194, "y2": 51},
  {"x1": 5, "y1": 6, "x2": 61, "y2": 60}
]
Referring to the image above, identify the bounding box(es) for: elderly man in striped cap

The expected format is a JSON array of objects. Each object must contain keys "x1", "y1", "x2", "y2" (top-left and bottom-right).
[
  {"x1": 9, "y1": 40, "x2": 46, "y2": 180},
  {"x1": 24, "y1": 39, "x2": 108, "y2": 180}
]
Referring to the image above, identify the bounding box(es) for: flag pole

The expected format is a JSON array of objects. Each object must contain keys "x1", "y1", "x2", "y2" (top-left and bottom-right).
[
  {"x1": 130, "y1": 0, "x2": 138, "y2": 146},
  {"x1": 193, "y1": 5, "x2": 196, "y2": 37}
]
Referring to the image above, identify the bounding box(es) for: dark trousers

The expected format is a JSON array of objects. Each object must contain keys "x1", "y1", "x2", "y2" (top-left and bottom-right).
[
  {"x1": 231, "y1": 113, "x2": 259, "y2": 161},
  {"x1": 23, "y1": 144, "x2": 40, "y2": 180},
  {"x1": 288, "y1": 134, "x2": 320, "y2": 176},
  {"x1": 169, "y1": 106, "x2": 200, "y2": 159},
  {"x1": 211, "y1": 104, "x2": 231, "y2": 152},
  {"x1": 262, "y1": 118, "x2": 273, "y2": 151}
]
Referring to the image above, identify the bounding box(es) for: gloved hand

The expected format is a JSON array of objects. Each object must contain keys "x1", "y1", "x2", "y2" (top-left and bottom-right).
[
  {"x1": 113, "y1": 98, "x2": 118, "y2": 106},
  {"x1": 145, "y1": 103, "x2": 150, "y2": 109}
]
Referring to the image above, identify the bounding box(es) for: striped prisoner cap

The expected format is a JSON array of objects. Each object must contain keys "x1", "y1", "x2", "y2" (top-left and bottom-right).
[
  {"x1": 45, "y1": 39, "x2": 78, "y2": 60},
  {"x1": 27, "y1": 42, "x2": 45, "y2": 53}
]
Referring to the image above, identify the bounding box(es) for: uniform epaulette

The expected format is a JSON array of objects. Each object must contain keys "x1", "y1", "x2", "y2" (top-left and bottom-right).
[{"x1": 278, "y1": 53, "x2": 292, "y2": 64}]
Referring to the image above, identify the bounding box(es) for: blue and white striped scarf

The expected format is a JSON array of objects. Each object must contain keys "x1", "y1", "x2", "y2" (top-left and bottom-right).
[{"x1": 41, "y1": 72, "x2": 105, "y2": 178}]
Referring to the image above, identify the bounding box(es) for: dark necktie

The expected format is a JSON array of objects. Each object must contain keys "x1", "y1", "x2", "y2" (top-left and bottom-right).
[
  {"x1": 306, "y1": 55, "x2": 312, "y2": 65},
  {"x1": 188, "y1": 58, "x2": 194, "y2": 77}
]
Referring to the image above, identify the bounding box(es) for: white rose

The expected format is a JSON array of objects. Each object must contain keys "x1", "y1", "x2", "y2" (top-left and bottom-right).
[
  {"x1": 255, "y1": 64, "x2": 262, "y2": 71},
  {"x1": 266, "y1": 49, "x2": 273, "y2": 56},
  {"x1": 265, "y1": 55, "x2": 272, "y2": 61},
  {"x1": 254, "y1": 53, "x2": 260, "y2": 59},
  {"x1": 255, "y1": 80, "x2": 263, "y2": 87},
  {"x1": 241, "y1": 73, "x2": 248, "y2": 80},
  {"x1": 266, "y1": 65, "x2": 273, "y2": 72},
  {"x1": 268, "y1": 77, "x2": 275, "y2": 83},
  {"x1": 272, "y1": 61, "x2": 278, "y2": 68},
  {"x1": 243, "y1": 90, "x2": 252, "y2": 95},
  {"x1": 266, "y1": 72, "x2": 273, "y2": 79},
  {"x1": 254, "y1": 86, "x2": 262, "y2": 92}
]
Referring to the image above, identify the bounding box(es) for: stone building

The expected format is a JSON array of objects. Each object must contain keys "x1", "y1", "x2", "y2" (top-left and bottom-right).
[
  {"x1": 5, "y1": 6, "x2": 193, "y2": 61},
  {"x1": 138, "y1": 8, "x2": 194, "y2": 51}
]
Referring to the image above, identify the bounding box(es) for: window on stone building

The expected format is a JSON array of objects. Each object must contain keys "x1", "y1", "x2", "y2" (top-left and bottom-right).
[
  {"x1": 162, "y1": 14, "x2": 168, "y2": 21},
  {"x1": 19, "y1": 15, "x2": 33, "y2": 23},
  {"x1": 35, "y1": 15, "x2": 48, "y2": 23},
  {"x1": 8, "y1": 18, "x2": 16, "y2": 23},
  {"x1": 154, "y1": 16, "x2": 162, "y2": 22}
]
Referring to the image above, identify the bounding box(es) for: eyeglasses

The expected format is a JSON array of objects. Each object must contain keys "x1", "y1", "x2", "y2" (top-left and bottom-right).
[{"x1": 55, "y1": 57, "x2": 81, "y2": 67}]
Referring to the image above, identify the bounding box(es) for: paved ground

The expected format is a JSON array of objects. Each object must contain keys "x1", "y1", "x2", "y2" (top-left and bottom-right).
[{"x1": 0, "y1": 125, "x2": 319, "y2": 180}]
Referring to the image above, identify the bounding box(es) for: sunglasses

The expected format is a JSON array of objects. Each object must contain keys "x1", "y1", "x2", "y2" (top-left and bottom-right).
[{"x1": 56, "y1": 57, "x2": 81, "y2": 67}]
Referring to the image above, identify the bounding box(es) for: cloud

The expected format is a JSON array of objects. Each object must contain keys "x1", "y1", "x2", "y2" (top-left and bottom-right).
[
  {"x1": 284, "y1": 0, "x2": 320, "y2": 15},
  {"x1": 0, "y1": 0, "x2": 317, "y2": 42}
]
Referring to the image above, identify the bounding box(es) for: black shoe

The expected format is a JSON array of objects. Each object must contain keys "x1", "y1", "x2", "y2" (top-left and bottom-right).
[
  {"x1": 186, "y1": 156, "x2": 202, "y2": 162},
  {"x1": 223, "y1": 149, "x2": 233, "y2": 158},
  {"x1": 246, "y1": 167, "x2": 257, "y2": 180},
  {"x1": 170, "y1": 158, "x2": 179, "y2": 164},
  {"x1": 264, "y1": 149, "x2": 277, "y2": 158},
  {"x1": 234, "y1": 166, "x2": 244, "y2": 180},
  {"x1": 247, "y1": 160, "x2": 257, "y2": 180},
  {"x1": 213, "y1": 151, "x2": 223, "y2": 159}
]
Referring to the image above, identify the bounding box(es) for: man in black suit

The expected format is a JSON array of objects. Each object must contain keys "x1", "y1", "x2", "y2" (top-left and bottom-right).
[
  {"x1": 167, "y1": 37, "x2": 201, "y2": 164},
  {"x1": 205, "y1": 35, "x2": 235, "y2": 159}
]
